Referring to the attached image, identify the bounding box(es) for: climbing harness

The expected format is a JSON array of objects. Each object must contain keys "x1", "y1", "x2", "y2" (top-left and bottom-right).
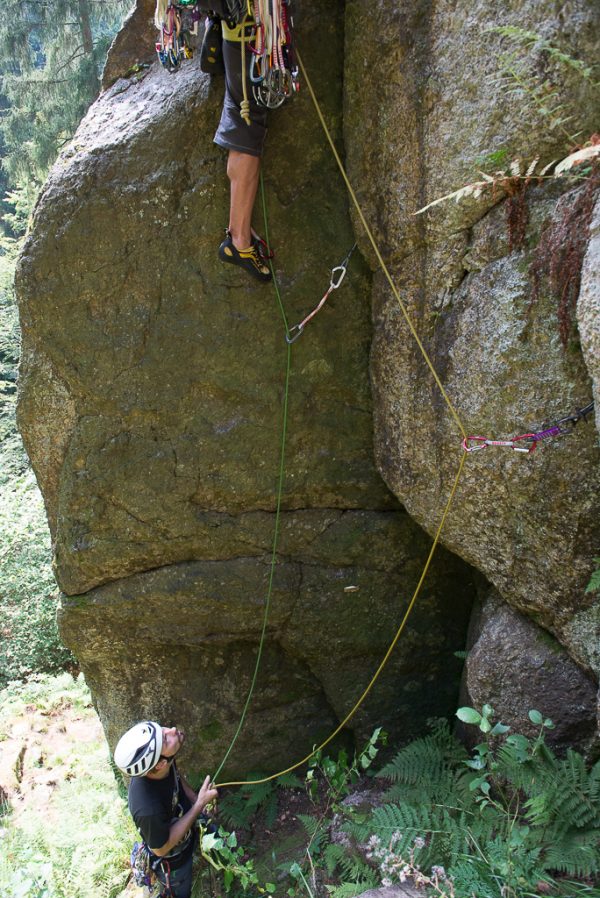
[
  {"x1": 286, "y1": 243, "x2": 357, "y2": 343},
  {"x1": 248, "y1": 0, "x2": 300, "y2": 109},
  {"x1": 154, "y1": 0, "x2": 246, "y2": 71},
  {"x1": 462, "y1": 401, "x2": 594, "y2": 454},
  {"x1": 154, "y1": 0, "x2": 300, "y2": 112}
]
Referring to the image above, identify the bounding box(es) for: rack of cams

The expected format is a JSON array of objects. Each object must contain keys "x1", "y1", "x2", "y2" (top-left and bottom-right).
[{"x1": 154, "y1": 0, "x2": 299, "y2": 108}]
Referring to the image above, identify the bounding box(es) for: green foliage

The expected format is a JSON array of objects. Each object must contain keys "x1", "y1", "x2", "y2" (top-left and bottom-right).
[
  {"x1": 344, "y1": 708, "x2": 600, "y2": 898},
  {"x1": 199, "y1": 825, "x2": 275, "y2": 895},
  {"x1": 487, "y1": 25, "x2": 599, "y2": 145},
  {"x1": 0, "y1": 674, "x2": 136, "y2": 898},
  {"x1": 0, "y1": 465, "x2": 75, "y2": 685},
  {"x1": 219, "y1": 771, "x2": 303, "y2": 830},
  {"x1": 306, "y1": 728, "x2": 385, "y2": 804},
  {"x1": 586, "y1": 558, "x2": 600, "y2": 594},
  {"x1": 378, "y1": 718, "x2": 468, "y2": 792},
  {"x1": 0, "y1": 671, "x2": 90, "y2": 723},
  {"x1": 282, "y1": 731, "x2": 387, "y2": 898},
  {"x1": 0, "y1": 0, "x2": 130, "y2": 197}
]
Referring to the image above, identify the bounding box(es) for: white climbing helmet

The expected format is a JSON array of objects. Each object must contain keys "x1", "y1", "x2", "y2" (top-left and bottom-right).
[{"x1": 114, "y1": 721, "x2": 163, "y2": 777}]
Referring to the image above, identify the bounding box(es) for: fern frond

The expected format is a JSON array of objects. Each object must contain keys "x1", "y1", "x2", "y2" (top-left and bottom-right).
[
  {"x1": 543, "y1": 831, "x2": 600, "y2": 878},
  {"x1": 336, "y1": 853, "x2": 374, "y2": 884},
  {"x1": 377, "y1": 721, "x2": 467, "y2": 791},
  {"x1": 327, "y1": 878, "x2": 378, "y2": 898},
  {"x1": 323, "y1": 842, "x2": 348, "y2": 877},
  {"x1": 297, "y1": 813, "x2": 320, "y2": 838}
]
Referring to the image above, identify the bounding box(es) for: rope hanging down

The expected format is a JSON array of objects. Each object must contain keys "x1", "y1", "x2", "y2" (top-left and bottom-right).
[{"x1": 211, "y1": 175, "x2": 290, "y2": 786}]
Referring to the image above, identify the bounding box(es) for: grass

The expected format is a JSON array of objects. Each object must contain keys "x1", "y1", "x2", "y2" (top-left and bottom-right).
[{"x1": 0, "y1": 673, "x2": 136, "y2": 898}]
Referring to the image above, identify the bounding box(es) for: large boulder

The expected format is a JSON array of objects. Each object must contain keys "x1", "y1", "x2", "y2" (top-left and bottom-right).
[
  {"x1": 16, "y1": 0, "x2": 476, "y2": 774},
  {"x1": 15, "y1": 0, "x2": 600, "y2": 769},
  {"x1": 464, "y1": 591, "x2": 599, "y2": 756},
  {"x1": 344, "y1": 0, "x2": 600, "y2": 685}
]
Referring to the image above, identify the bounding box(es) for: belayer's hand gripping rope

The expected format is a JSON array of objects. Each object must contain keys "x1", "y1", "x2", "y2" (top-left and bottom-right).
[{"x1": 286, "y1": 243, "x2": 357, "y2": 343}]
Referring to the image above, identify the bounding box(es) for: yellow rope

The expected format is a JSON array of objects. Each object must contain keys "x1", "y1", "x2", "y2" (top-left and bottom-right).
[
  {"x1": 295, "y1": 51, "x2": 467, "y2": 442},
  {"x1": 240, "y1": 30, "x2": 251, "y2": 126},
  {"x1": 215, "y1": 450, "x2": 466, "y2": 788}
]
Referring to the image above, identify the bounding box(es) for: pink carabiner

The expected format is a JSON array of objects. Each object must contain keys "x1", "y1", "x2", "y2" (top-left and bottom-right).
[{"x1": 462, "y1": 436, "x2": 488, "y2": 452}]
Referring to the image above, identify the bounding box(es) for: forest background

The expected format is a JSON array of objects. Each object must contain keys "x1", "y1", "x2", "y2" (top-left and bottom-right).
[{"x1": 1, "y1": 0, "x2": 132, "y2": 685}]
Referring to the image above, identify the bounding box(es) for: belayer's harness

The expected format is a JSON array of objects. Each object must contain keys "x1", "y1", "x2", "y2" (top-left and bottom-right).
[{"x1": 128, "y1": 764, "x2": 189, "y2": 897}]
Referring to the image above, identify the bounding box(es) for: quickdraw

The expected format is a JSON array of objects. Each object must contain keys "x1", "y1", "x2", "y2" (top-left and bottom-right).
[
  {"x1": 153, "y1": 0, "x2": 298, "y2": 101},
  {"x1": 155, "y1": 1, "x2": 200, "y2": 72},
  {"x1": 286, "y1": 244, "x2": 357, "y2": 343},
  {"x1": 462, "y1": 401, "x2": 594, "y2": 454},
  {"x1": 249, "y1": 0, "x2": 299, "y2": 108}
]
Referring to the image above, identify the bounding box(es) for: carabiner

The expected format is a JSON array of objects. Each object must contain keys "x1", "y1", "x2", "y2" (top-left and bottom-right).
[
  {"x1": 329, "y1": 264, "x2": 347, "y2": 291},
  {"x1": 462, "y1": 436, "x2": 488, "y2": 452},
  {"x1": 285, "y1": 324, "x2": 304, "y2": 344}
]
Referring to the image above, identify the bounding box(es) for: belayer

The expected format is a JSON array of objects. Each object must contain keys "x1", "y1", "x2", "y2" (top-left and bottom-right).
[
  {"x1": 114, "y1": 721, "x2": 218, "y2": 898},
  {"x1": 154, "y1": 1, "x2": 299, "y2": 283}
]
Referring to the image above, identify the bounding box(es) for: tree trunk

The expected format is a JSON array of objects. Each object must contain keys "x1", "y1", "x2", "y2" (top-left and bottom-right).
[
  {"x1": 77, "y1": 0, "x2": 101, "y2": 93},
  {"x1": 78, "y1": 0, "x2": 94, "y2": 54}
]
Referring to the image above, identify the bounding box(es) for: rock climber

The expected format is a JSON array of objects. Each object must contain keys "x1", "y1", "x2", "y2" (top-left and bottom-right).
[
  {"x1": 212, "y1": 10, "x2": 273, "y2": 282},
  {"x1": 114, "y1": 720, "x2": 218, "y2": 898}
]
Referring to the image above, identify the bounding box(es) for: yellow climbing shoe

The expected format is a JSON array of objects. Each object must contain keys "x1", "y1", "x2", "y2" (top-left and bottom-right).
[{"x1": 218, "y1": 231, "x2": 272, "y2": 282}]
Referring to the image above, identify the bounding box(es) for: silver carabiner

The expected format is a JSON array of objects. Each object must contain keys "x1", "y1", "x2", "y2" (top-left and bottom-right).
[{"x1": 329, "y1": 264, "x2": 347, "y2": 291}]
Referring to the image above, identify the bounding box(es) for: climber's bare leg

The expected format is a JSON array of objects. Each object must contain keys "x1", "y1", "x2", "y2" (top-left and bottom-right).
[{"x1": 227, "y1": 150, "x2": 261, "y2": 250}]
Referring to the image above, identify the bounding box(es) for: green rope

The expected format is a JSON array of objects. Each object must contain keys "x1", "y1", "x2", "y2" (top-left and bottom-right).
[{"x1": 212, "y1": 173, "x2": 291, "y2": 782}]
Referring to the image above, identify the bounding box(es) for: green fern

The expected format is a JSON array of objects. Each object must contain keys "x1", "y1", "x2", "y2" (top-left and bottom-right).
[
  {"x1": 348, "y1": 713, "x2": 600, "y2": 896},
  {"x1": 218, "y1": 771, "x2": 302, "y2": 829},
  {"x1": 323, "y1": 842, "x2": 348, "y2": 876},
  {"x1": 323, "y1": 844, "x2": 373, "y2": 885},
  {"x1": 378, "y1": 719, "x2": 467, "y2": 788},
  {"x1": 326, "y1": 880, "x2": 378, "y2": 898}
]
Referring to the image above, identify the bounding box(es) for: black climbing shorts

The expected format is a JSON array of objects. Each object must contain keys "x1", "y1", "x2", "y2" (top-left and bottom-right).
[{"x1": 213, "y1": 21, "x2": 268, "y2": 158}]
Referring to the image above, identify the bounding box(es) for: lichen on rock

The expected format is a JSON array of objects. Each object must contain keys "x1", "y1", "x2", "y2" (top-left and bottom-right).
[{"x1": 15, "y1": 0, "x2": 600, "y2": 770}]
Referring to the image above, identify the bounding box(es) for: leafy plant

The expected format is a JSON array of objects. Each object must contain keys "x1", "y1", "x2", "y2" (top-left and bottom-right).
[
  {"x1": 283, "y1": 730, "x2": 385, "y2": 898},
  {"x1": 488, "y1": 26, "x2": 598, "y2": 144},
  {"x1": 0, "y1": 467, "x2": 75, "y2": 685},
  {"x1": 218, "y1": 772, "x2": 303, "y2": 830},
  {"x1": 414, "y1": 144, "x2": 600, "y2": 216},
  {"x1": 198, "y1": 825, "x2": 275, "y2": 895},
  {"x1": 342, "y1": 709, "x2": 600, "y2": 898},
  {"x1": 586, "y1": 558, "x2": 600, "y2": 594},
  {"x1": 0, "y1": 674, "x2": 136, "y2": 898}
]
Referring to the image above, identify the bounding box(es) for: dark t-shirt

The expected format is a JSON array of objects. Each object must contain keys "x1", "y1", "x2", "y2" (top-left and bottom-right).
[{"x1": 128, "y1": 764, "x2": 194, "y2": 866}]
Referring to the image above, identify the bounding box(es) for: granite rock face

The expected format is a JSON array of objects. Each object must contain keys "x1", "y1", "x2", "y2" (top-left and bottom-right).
[
  {"x1": 579, "y1": 197, "x2": 600, "y2": 437},
  {"x1": 345, "y1": 0, "x2": 600, "y2": 684},
  {"x1": 15, "y1": 0, "x2": 600, "y2": 770},
  {"x1": 16, "y1": 0, "x2": 476, "y2": 774},
  {"x1": 464, "y1": 591, "x2": 599, "y2": 756}
]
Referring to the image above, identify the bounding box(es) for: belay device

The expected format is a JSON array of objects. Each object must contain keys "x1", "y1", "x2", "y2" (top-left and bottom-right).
[{"x1": 154, "y1": 0, "x2": 299, "y2": 109}]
